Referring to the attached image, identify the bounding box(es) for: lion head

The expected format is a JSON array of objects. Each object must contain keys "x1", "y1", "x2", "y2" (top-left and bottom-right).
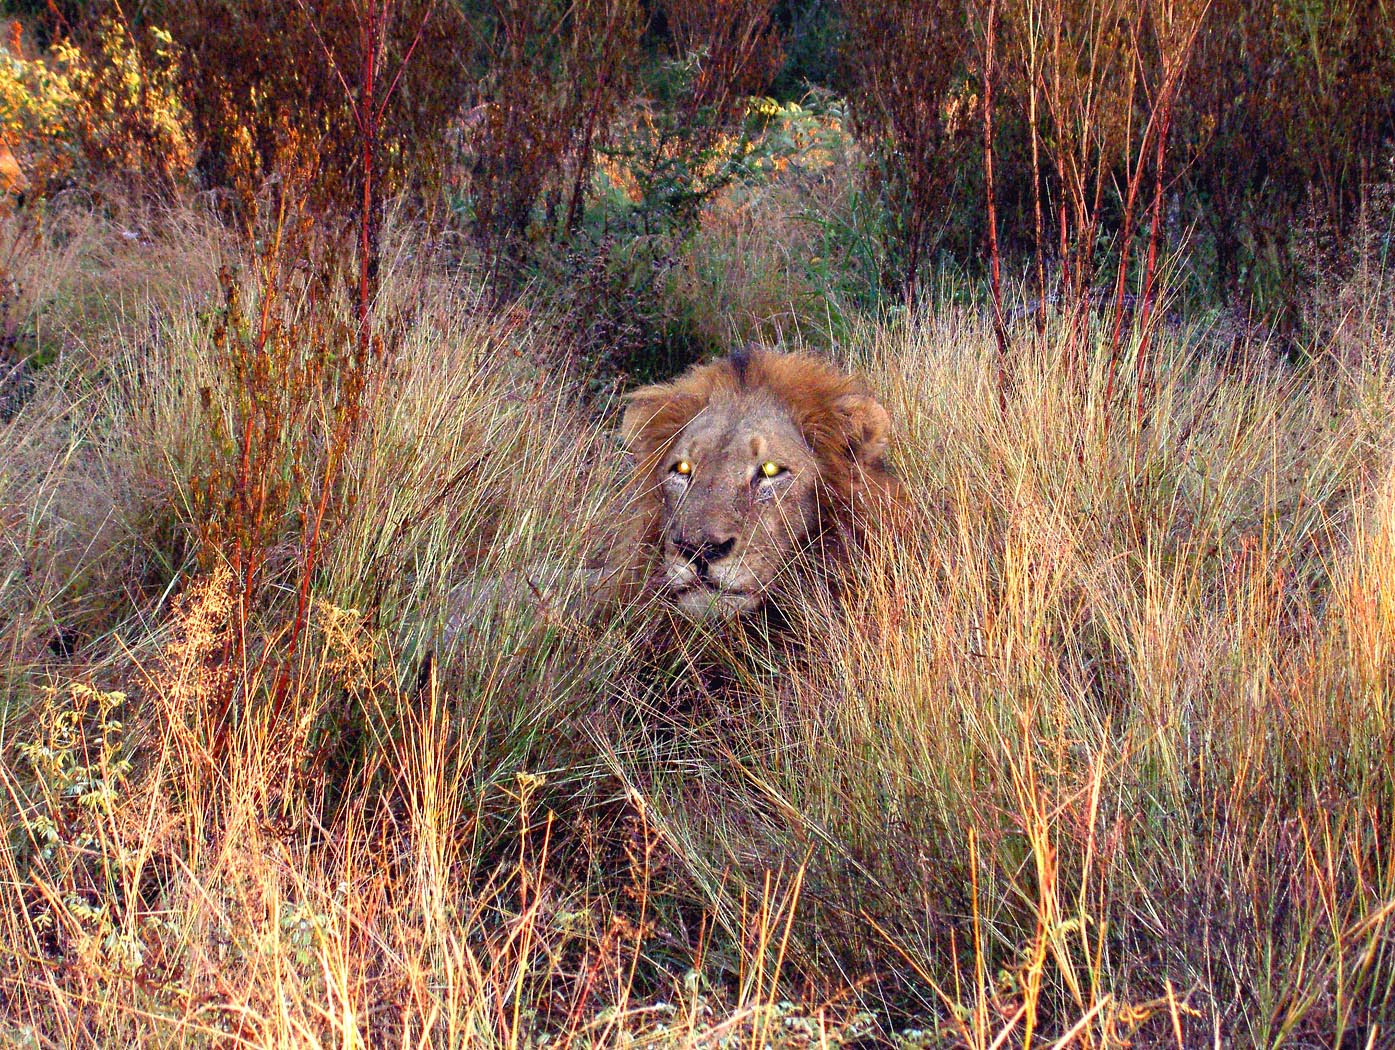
[{"x1": 616, "y1": 348, "x2": 899, "y2": 619}]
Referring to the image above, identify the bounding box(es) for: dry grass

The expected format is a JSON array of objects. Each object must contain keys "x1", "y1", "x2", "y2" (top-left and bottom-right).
[
  {"x1": 625, "y1": 309, "x2": 1395, "y2": 1042},
  {"x1": 2, "y1": 197, "x2": 1395, "y2": 1047}
]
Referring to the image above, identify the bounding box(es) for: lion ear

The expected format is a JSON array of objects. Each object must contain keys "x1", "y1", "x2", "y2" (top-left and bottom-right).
[
  {"x1": 834, "y1": 392, "x2": 891, "y2": 462},
  {"x1": 622, "y1": 385, "x2": 698, "y2": 461},
  {"x1": 621, "y1": 389, "x2": 665, "y2": 452}
]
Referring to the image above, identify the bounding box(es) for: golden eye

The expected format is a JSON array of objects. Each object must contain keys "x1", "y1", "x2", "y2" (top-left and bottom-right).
[
  {"x1": 673, "y1": 460, "x2": 692, "y2": 476},
  {"x1": 759, "y1": 461, "x2": 784, "y2": 479}
]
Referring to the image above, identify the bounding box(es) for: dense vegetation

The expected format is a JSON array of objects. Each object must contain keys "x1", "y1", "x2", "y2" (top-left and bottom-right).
[{"x1": 2, "y1": 2, "x2": 1394, "y2": 1046}]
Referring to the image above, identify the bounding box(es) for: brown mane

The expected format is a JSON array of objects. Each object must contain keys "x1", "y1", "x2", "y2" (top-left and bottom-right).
[{"x1": 603, "y1": 348, "x2": 902, "y2": 605}]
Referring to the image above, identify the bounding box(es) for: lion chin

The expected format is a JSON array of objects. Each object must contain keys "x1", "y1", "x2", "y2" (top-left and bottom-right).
[
  {"x1": 670, "y1": 585, "x2": 761, "y2": 619},
  {"x1": 607, "y1": 346, "x2": 902, "y2": 622}
]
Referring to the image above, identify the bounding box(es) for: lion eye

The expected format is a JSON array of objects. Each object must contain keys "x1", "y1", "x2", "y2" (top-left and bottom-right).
[
  {"x1": 758, "y1": 461, "x2": 785, "y2": 479},
  {"x1": 672, "y1": 460, "x2": 693, "y2": 476}
]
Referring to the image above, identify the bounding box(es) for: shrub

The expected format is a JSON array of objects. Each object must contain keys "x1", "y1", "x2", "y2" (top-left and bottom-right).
[
  {"x1": 156, "y1": 0, "x2": 468, "y2": 219},
  {"x1": 616, "y1": 0, "x2": 783, "y2": 237},
  {"x1": 838, "y1": 0, "x2": 975, "y2": 299},
  {"x1": 63, "y1": 16, "x2": 191, "y2": 193},
  {"x1": 0, "y1": 20, "x2": 77, "y2": 194},
  {"x1": 470, "y1": 0, "x2": 783, "y2": 376},
  {"x1": 664, "y1": 94, "x2": 877, "y2": 349},
  {"x1": 767, "y1": 0, "x2": 842, "y2": 99},
  {"x1": 460, "y1": 0, "x2": 643, "y2": 266},
  {"x1": 838, "y1": 0, "x2": 1393, "y2": 337},
  {"x1": 1173, "y1": 0, "x2": 1395, "y2": 327},
  {"x1": 0, "y1": 16, "x2": 191, "y2": 196}
]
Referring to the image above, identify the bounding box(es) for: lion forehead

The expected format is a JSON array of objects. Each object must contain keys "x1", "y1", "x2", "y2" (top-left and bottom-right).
[{"x1": 672, "y1": 396, "x2": 814, "y2": 466}]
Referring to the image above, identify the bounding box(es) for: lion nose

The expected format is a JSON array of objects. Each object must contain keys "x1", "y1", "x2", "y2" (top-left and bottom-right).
[{"x1": 673, "y1": 534, "x2": 736, "y2": 573}]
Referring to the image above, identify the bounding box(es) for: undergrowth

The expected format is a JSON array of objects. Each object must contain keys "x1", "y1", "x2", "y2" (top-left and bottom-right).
[{"x1": 2, "y1": 195, "x2": 1395, "y2": 1047}]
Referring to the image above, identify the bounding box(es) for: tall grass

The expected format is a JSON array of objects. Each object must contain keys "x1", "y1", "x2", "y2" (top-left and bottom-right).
[
  {"x1": 3, "y1": 198, "x2": 1395, "y2": 1046},
  {"x1": 615, "y1": 306, "x2": 1395, "y2": 1042}
]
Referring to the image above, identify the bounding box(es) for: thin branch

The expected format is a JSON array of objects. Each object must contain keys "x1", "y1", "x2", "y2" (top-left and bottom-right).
[
  {"x1": 292, "y1": 0, "x2": 365, "y2": 135},
  {"x1": 982, "y1": 0, "x2": 1010, "y2": 413},
  {"x1": 379, "y1": 0, "x2": 441, "y2": 124}
]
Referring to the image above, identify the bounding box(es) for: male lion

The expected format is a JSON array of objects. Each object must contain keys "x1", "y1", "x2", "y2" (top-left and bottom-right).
[
  {"x1": 602, "y1": 346, "x2": 900, "y2": 619},
  {"x1": 439, "y1": 348, "x2": 898, "y2": 644}
]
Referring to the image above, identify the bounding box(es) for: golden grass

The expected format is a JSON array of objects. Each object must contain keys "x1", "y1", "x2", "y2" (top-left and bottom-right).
[
  {"x1": 625, "y1": 311, "x2": 1395, "y2": 1043},
  {"x1": 2, "y1": 199, "x2": 1394, "y2": 1047}
]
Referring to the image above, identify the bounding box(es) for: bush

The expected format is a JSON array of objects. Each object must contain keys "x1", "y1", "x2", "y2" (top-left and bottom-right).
[
  {"x1": 0, "y1": 16, "x2": 191, "y2": 196},
  {"x1": 835, "y1": 0, "x2": 1395, "y2": 333},
  {"x1": 1173, "y1": 0, "x2": 1395, "y2": 327},
  {"x1": 465, "y1": 0, "x2": 784, "y2": 376},
  {"x1": 156, "y1": 0, "x2": 468, "y2": 219},
  {"x1": 459, "y1": 0, "x2": 643, "y2": 266},
  {"x1": 838, "y1": 0, "x2": 976, "y2": 299}
]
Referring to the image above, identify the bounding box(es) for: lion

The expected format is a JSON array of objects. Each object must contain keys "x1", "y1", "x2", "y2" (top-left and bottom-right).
[
  {"x1": 596, "y1": 346, "x2": 901, "y2": 620},
  {"x1": 439, "y1": 347, "x2": 899, "y2": 646}
]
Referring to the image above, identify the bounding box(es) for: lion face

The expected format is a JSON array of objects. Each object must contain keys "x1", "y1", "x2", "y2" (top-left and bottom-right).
[
  {"x1": 620, "y1": 349, "x2": 896, "y2": 620},
  {"x1": 655, "y1": 395, "x2": 824, "y2": 616}
]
